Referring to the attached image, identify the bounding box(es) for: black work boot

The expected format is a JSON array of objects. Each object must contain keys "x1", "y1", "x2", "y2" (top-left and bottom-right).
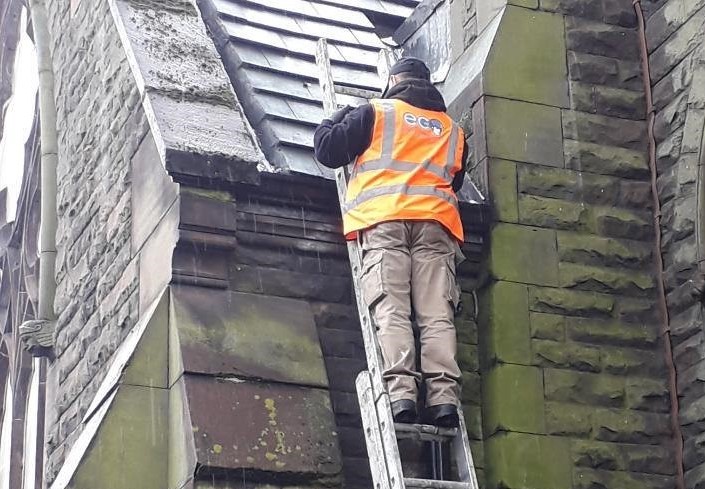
[
  {"x1": 426, "y1": 404, "x2": 459, "y2": 428},
  {"x1": 391, "y1": 399, "x2": 417, "y2": 424}
]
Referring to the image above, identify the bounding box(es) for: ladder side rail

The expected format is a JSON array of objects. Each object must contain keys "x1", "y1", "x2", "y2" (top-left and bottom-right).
[
  {"x1": 315, "y1": 38, "x2": 386, "y2": 400},
  {"x1": 453, "y1": 413, "x2": 480, "y2": 488},
  {"x1": 316, "y1": 38, "x2": 405, "y2": 489},
  {"x1": 357, "y1": 372, "x2": 393, "y2": 489}
]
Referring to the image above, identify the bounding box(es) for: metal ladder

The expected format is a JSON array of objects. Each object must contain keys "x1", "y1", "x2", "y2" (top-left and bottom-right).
[{"x1": 315, "y1": 39, "x2": 480, "y2": 489}]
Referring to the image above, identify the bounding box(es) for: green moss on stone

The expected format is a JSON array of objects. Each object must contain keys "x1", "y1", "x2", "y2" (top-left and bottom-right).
[
  {"x1": 488, "y1": 159, "x2": 519, "y2": 223},
  {"x1": 529, "y1": 286, "x2": 614, "y2": 317},
  {"x1": 530, "y1": 312, "x2": 565, "y2": 341},
  {"x1": 518, "y1": 164, "x2": 619, "y2": 205},
  {"x1": 479, "y1": 281, "x2": 532, "y2": 366},
  {"x1": 123, "y1": 291, "x2": 169, "y2": 389},
  {"x1": 564, "y1": 140, "x2": 649, "y2": 178},
  {"x1": 558, "y1": 262, "x2": 655, "y2": 296},
  {"x1": 485, "y1": 432, "x2": 572, "y2": 489},
  {"x1": 600, "y1": 346, "x2": 662, "y2": 376},
  {"x1": 489, "y1": 223, "x2": 559, "y2": 286},
  {"x1": 574, "y1": 467, "x2": 673, "y2": 489},
  {"x1": 70, "y1": 385, "x2": 169, "y2": 489},
  {"x1": 483, "y1": 364, "x2": 545, "y2": 435},
  {"x1": 543, "y1": 369, "x2": 625, "y2": 407},
  {"x1": 519, "y1": 194, "x2": 589, "y2": 230},
  {"x1": 545, "y1": 402, "x2": 593, "y2": 437},
  {"x1": 566, "y1": 317, "x2": 658, "y2": 348},
  {"x1": 485, "y1": 7, "x2": 568, "y2": 107},
  {"x1": 557, "y1": 231, "x2": 652, "y2": 268},
  {"x1": 484, "y1": 97, "x2": 564, "y2": 166},
  {"x1": 532, "y1": 339, "x2": 601, "y2": 372}
]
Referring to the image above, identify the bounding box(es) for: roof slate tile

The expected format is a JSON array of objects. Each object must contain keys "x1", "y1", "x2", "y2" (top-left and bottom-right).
[{"x1": 200, "y1": 0, "x2": 428, "y2": 177}]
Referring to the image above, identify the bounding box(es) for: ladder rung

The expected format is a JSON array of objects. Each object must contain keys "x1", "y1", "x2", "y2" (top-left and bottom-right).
[
  {"x1": 403, "y1": 478, "x2": 472, "y2": 489},
  {"x1": 394, "y1": 423, "x2": 458, "y2": 442}
]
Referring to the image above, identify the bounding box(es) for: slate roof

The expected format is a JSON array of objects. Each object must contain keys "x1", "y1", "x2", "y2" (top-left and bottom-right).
[{"x1": 198, "y1": 0, "x2": 421, "y2": 177}]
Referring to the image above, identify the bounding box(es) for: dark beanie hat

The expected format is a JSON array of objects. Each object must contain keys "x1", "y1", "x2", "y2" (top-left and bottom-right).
[{"x1": 389, "y1": 57, "x2": 431, "y2": 80}]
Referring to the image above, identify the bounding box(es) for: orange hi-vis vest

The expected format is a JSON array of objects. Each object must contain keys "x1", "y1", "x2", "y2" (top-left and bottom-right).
[{"x1": 343, "y1": 99, "x2": 465, "y2": 242}]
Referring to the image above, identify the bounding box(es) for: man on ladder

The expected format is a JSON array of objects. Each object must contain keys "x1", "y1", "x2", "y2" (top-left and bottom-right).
[{"x1": 314, "y1": 58, "x2": 468, "y2": 429}]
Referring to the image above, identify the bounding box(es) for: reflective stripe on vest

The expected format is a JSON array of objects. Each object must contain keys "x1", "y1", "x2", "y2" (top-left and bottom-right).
[{"x1": 343, "y1": 99, "x2": 465, "y2": 241}]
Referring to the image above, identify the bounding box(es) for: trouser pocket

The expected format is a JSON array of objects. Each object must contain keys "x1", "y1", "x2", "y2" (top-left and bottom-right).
[{"x1": 361, "y1": 255, "x2": 386, "y2": 311}]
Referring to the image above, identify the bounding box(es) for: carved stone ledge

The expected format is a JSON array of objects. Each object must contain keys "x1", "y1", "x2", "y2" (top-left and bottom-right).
[{"x1": 19, "y1": 319, "x2": 55, "y2": 358}]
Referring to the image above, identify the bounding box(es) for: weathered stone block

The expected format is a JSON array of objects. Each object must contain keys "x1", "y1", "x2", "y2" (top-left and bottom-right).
[
  {"x1": 457, "y1": 317, "x2": 479, "y2": 345},
  {"x1": 518, "y1": 164, "x2": 619, "y2": 205},
  {"x1": 463, "y1": 405, "x2": 484, "y2": 441},
  {"x1": 619, "y1": 180, "x2": 652, "y2": 208},
  {"x1": 483, "y1": 364, "x2": 545, "y2": 435},
  {"x1": 546, "y1": 402, "x2": 593, "y2": 437},
  {"x1": 566, "y1": 317, "x2": 658, "y2": 349},
  {"x1": 601, "y1": 347, "x2": 664, "y2": 376},
  {"x1": 462, "y1": 371, "x2": 483, "y2": 405},
  {"x1": 564, "y1": 140, "x2": 649, "y2": 178},
  {"x1": 485, "y1": 432, "x2": 572, "y2": 489},
  {"x1": 563, "y1": 110, "x2": 647, "y2": 150},
  {"x1": 626, "y1": 377, "x2": 670, "y2": 413},
  {"x1": 653, "y1": 54, "x2": 693, "y2": 111},
  {"x1": 615, "y1": 297, "x2": 657, "y2": 323},
  {"x1": 529, "y1": 286, "x2": 615, "y2": 318},
  {"x1": 675, "y1": 329, "x2": 705, "y2": 371},
  {"x1": 682, "y1": 107, "x2": 705, "y2": 153},
  {"x1": 684, "y1": 431, "x2": 705, "y2": 471},
  {"x1": 540, "y1": 0, "x2": 602, "y2": 19},
  {"x1": 649, "y1": 7, "x2": 705, "y2": 82},
  {"x1": 489, "y1": 223, "x2": 559, "y2": 286},
  {"x1": 559, "y1": 263, "x2": 655, "y2": 296},
  {"x1": 593, "y1": 408, "x2": 671, "y2": 444},
  {"x1": 488, "y1": 159, "x2": 518, "y2": 223},
  {"x1": 567, "y1": 51, "x2": 642, "y2": 91},
  {"x1": 565, "y1": 17, "x2": 640, "y2": 60},
  {"x1": 654, "y1": 90, "x2": 689, "y2": 143},
  {"x1": 591, "y1": 205, "x2": 652, "y2": 240},
  {"x1": 570, "y1": 82, "x2": 646, "y2": 120},
  {"x1": 485, "y1": 7, "x2": 569, "y2": 107},
  {"x1": 657, "y1": 127, "x2": 684, "y2": 170},
  {"x1": 571, "y1": 439, "x2": 621, "y2": 470},
  {"x1": 171, "y1": 286, "x2": 329, "y2": 388},
  {"x1": 557, "y1": 231, "x2": 652, "y2": 268},
  {"x1": 69, "y1": 385, "x2": 168, "y2": 489},
  {"x1": 484, "y1": 96, "x2": 564, "y2": 167},
  {"x1": 623, "y1": 443, "x2": 676, "y2": 475},
  {"x1": 184, "y1": 376, "x2": 341, "y2": 477},
  {"x1": 458, "y1": 343, "x2": 480, "y2": 372},
  {"x1": 544, "y1": 369, "x2": 625, "y2": 407},
  {"x1": 533, "y1": 339, "x2": 602, "y2": 372},
  {"x1": 519, "y1": 194, "x2": 588, "y2": 231},
  {"x1": 574, "y1": 467, "x2": 674, "y2": 489},
  {"x1": 479, "y1": 281, "x2": 532, "y2": 365},
  {"x1": 530, "y1": 312, "x2": 565, "y2": 341}
]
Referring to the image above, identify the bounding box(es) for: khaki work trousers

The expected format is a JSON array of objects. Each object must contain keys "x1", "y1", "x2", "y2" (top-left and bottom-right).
[{"x1": 359, "y1": 221, "x2": 462, "y2": 407}]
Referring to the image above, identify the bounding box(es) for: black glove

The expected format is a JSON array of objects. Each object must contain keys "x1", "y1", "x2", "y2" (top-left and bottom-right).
[{"x1": 330, "y1": 105, "x2": 355, "y2": 124}]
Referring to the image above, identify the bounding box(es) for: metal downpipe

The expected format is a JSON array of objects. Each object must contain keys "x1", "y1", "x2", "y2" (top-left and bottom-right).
[{"x1": 633, "y1": 2, "x2": 685, "y2": 487}]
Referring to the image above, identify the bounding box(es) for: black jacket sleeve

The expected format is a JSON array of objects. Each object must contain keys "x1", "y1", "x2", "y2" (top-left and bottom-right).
[
  {"x1": 314, "y1": 104, "x2": 375, "y2": 168},
  {"x1": 452, "y1": 141, "x2": 469, "y2": 193}
]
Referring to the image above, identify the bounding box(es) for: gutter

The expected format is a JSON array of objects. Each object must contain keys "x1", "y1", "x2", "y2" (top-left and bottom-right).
[
  {"x1": 19, "y1": 0, "x2": 57, "y2": 357},
  {"x1": 633, "y1": 2, "x2": 685, "y2": 487}
]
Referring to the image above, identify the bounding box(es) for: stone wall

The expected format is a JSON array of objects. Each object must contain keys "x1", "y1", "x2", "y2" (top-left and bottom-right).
[
  {"x1": 44, "y1": 0, "x2": 150, "y2": 481},
  {"x1": 188, "y1": 177, "x2": 486, "y2": 489},
  {"x1": 467, "y1": 3, "x2": 677, "y2": 488},
  {"x1": 646, "y1": 1, "x2": 705, "y2": 487}
]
